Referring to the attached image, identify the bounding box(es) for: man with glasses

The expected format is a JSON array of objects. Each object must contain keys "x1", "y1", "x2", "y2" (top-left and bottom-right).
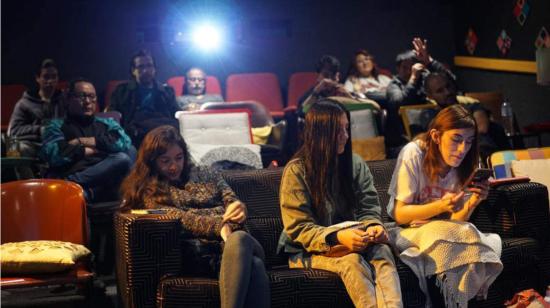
[
  {"x1": 176, "y1": 67, "x2": 224, "y2": 111},
  {"x1": 7, "y1": 59, "x2": 65, "y2": 157},
  {"x1": 107, "y1": 49, "x2": 179, "y2": 147},
  {"x1": 40, "y1": 78, "x2": 135, "y2": 202}
]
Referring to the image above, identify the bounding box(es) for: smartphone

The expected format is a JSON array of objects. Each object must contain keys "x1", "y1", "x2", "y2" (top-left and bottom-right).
[
  {"x1": 463, "y1": 168, "x2": 492, "y2": 189},
  {"x1": 131, "y1": 209, "x2": 167, "y2": 215}
]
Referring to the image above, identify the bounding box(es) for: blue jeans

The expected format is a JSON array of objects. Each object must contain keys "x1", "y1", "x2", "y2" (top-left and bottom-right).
[
  {"x1": 67, "y1": 147, "x2": 136, "y2": 202},
  {"x1": 220, "y1": 231, "x2": 270, "y2": 308}
]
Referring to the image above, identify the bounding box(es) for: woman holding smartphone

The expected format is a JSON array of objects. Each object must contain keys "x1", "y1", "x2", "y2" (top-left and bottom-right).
[
  {"x1": 121, "y1": 126, "x2": 270, "y2": 308},
  {"x1": 387, "y1": 105, "x2": 503, "y2": 307},
  {"x1": 278, "y1": 99, "x2": 402, "y2": 308}
]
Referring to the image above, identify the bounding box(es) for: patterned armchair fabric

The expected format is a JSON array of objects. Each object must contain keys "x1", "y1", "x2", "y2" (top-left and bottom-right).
[{"x1": 115, "y1": 160, "x2": 550, "y2": 308}]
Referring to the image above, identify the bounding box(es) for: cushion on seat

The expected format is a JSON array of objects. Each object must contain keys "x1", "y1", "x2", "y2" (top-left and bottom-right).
[
  {"x1": 175, "y1": 111, "x2": 253, "y2": 145},
  {"x1": 0, "y1": 241, "x2": 91, "y2": 274}
]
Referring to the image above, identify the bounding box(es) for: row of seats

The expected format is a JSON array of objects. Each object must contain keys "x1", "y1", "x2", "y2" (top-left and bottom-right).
[
  {"x1": 1, "y1": 72, "x2": 321, "y2": 131},
  {"x1": 103, "y1": 72, "x2": 320, "y2": 119}
]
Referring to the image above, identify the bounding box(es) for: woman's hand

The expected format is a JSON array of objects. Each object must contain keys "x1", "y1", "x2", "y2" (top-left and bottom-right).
[
  {"x1": 336, "y1": 229, "x2": 369, "y2": 252},
  {"x1": 220, "y1": 223, "x2": 232, "y2": 242},
  {"x1": 438, "y1": 191, "x2": 465, "y2": 214},
  {"x1": 465, "y1": 180, "x2": 489, "y2": 210},
  {"x1": 365, "y1": 225, "x2": 389, "y2": 244},
  {"x1": 223, "y1": 201, "x2": 247, "y2": 224}
]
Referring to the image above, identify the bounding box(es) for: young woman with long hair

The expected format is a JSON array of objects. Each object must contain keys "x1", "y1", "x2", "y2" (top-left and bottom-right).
[
  {"x1": 387, "y1": 104, "x2": 503, "y2": 307},
  {"x1": 278, "y1": 99, "x2": 402, "y2": 308},
  {"x1": 344, "y1": 49, "x2": 391, "y2": 102},
  {"x1": 121, "y1": 125, "x2": 270, "y2": 308}
]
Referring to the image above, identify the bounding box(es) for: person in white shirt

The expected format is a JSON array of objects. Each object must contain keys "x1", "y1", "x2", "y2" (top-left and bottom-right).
[
  {"x1": 344, "y1": 49, "x2": 391, "y2": 102},
  {"x1": 387, "y1": 104, "x2": 503, "y2": 307}
]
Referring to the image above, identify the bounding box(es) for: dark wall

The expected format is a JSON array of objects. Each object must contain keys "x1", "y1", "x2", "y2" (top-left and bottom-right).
[
  {"x1": 452, "y1": 0, "x2": 550, "y2": 146},
  {"x1": 2, "y1": 0, "x2": 455, "y2": 106}
]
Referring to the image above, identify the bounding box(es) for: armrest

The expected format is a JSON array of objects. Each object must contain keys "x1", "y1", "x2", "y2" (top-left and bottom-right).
[
  {"x1": 267, "y1": 120, "x2": 286, "y2": 148},
  {"x1": 471, "y1": 182, "x2": 550, "y2": 243},
  {"x1": 115, "y1": 212, "x2": 182, "y2": 308}
]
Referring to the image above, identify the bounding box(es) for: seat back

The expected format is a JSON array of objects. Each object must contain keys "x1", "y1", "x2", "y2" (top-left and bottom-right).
[
  {"x1": 1, "y1": 84, "x2": 26, "y2": 131},
  {"x1": 1, "y1": 179, "x2": 88, "y2": 245},
  {"x1": 201, "y1": 101, "x2": 274, "y2": 127},
  {"x1": 287, "y1": 72, "x2": 318, "y2": 108},
  {"x1": 175, "y1": 110, "x2": 253, "y2": 145},
  {"x1": 226, "y1": 73, "x2": 284, "y2": 113},
  {"x1": 167, "y1": 76, "x2": 222, "y2": 97},
  {"x1": 103, "y1": 80, "x2": 126, "y2": 111},
  {"x1": 489, "y1": 147, "x2": 550, "y2": 178},
  {"x1": 398, "y1": 103, "x2": 439, "y2": 140},
  {"x1": 464, "y1": 91, "x2": 504, "y2": 124}
]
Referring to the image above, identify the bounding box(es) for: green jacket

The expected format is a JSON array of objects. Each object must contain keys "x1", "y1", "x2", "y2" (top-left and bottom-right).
[{"x1": 278, "y1": 154, "x2": 383, "y2": 256}]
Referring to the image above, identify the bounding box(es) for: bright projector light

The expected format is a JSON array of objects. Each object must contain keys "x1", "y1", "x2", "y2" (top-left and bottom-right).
[{"x1": 191, "y1": 24, "x2": 222, "y2": 51}]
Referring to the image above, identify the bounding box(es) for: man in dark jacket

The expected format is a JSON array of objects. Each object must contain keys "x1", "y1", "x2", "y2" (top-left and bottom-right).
[
  {"x1": 41, "y1": 78, "x2": 135, "y2": 202},
  {"x1": 385, "y1": 37, "x2": 456, "y2": 155},
  {"x1": 7, "y1": 59, "x2": 64, "y2": 157},
  {"x1": 107, "y1": 49, "x2": 179, "y2": 147}
]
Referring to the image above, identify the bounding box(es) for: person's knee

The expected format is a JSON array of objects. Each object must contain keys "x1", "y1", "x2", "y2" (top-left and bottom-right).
[
  {"x1": 251, "y1": 256, "x2": 266, "y2": 274},
  {"x1": 228, "y1": 230, "x2": 249, "y2": 243},
  {"x1": 109, "y1": 152, "x2": 133, "y2": 171},
  {"x1": 371, "y1": 244, "x2": 396, "y2": 264}
]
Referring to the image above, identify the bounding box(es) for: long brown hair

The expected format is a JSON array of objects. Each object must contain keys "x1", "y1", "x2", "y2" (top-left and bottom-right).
[
  {"x1": 418, "y1": 104, "x2": 478, "y2": 185},
  {"x1": 120, "y1": 125, "x2": 190, "y2": 209},
  {"x1": 346, "y1": 49, "x2": 380, "y2": 80},
  {"x1": 294, "y1": 99, "x2": 355, "y2": 222}
]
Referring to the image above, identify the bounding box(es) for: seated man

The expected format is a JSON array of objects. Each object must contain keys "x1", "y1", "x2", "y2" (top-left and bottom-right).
[
  {"x1": 41, "y1": 78, "x2": 135, "y2": 202},
  {"x1": 176, "y1": 67, "x2": 224, "y2": 111},
  {"x1": 385, "y1": 37, "x2": 455, "y2": 153},
  {"x1": 7, "y1": 59, "x2": 64, "y2": 157},
  {"x1": 410, "y1": 73, "x2": 509, "y2": 162},
  {"x1": 107, "y1": 49, "x2": 179, "y2": 147}
]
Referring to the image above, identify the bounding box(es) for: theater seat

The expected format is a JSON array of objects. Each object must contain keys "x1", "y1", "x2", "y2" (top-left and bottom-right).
[
  {"x1": 287, "y1": 72, "x2": 317, "y2": 109},
  {"x1": 1, "y1": 179, "x2": 93, "y2": 292},
  {"x1": 226, "y1": 73, "x2": 284, "y2": 120},
  {"x1": 1, "y1": 84, "x2": 26, "y2": 132},
  {"x1": 167, "y1": 76, "x2": 222, "y2": 97},
  {"x1": 103, "y1": 80, "x2": 126, "y2": 111}
]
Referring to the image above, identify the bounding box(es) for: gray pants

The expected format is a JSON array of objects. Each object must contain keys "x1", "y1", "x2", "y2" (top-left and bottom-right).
[
  {"x1": 220, "y1": 231, "x2": 270, "y2": 308},
  {"x1": 289, "y1": 244, "x2": 402, "y2": 308}
]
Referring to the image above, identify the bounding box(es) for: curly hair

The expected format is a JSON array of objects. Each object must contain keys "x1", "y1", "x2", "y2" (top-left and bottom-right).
[{"x1": 120, "y1": 125, "x2": 190, "y2": 209}]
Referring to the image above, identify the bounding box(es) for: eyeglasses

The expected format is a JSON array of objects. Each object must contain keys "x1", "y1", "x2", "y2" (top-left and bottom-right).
[{"x1": 71, "y1": 92, "x2": 97, "y2": 102}]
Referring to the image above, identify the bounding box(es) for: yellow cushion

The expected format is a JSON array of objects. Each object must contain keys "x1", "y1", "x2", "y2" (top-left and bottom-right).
[
  {"x1": 1, "y1": 240, "x2": 91, "y2": 274},
  {"x1": 251, "y1": 125, "x2": 272, "y2": 145},
  {"x1": 352, "y1": 136, "x2": 386, "y2": 161}
]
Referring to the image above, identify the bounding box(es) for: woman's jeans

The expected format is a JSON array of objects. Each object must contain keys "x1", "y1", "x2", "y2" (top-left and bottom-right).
[{"x1": 219, "y1": 230, "x2": 270, "y2": 308}]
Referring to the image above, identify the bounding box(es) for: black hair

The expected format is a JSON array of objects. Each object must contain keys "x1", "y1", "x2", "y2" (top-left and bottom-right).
[
  {"x1": 67, "y1": 77, "x2": 93, "y2": 95},
  {"x1": 35, "y1": 59, "x2": 57, "y2": 76},
  {"x1": 315, "y1": 55, "x2": 340, "y2": 78},
  {"x1": 130, "y1": 49, "x2": 155, "y2": 71},
  {"x1": 395, "y1": 50, "x2": 417, "y2": 66}
]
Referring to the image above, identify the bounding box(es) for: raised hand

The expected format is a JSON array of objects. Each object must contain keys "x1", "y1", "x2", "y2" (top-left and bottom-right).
[{"x1": 412, "y1": 37, "x2": 431, "y2": 65}]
